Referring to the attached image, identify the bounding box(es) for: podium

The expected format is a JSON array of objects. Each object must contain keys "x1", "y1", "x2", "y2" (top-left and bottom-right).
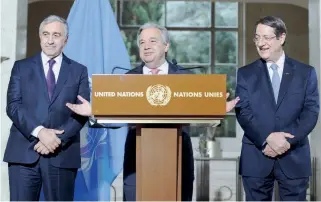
[{"x1": 92, "y1": 74, "x2": 226, "y2": 201}]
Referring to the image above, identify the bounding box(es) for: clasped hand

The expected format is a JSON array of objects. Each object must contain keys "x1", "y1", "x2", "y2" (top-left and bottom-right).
[
  {"x1": 263, "y1": 132, "x2": 294, "y2": 158},
  {"x1": 33, "y1": 128, "x2": 64, "y2": 155}
]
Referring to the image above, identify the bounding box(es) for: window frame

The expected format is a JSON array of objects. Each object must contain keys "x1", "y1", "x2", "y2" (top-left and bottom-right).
[{"x1": 112, "y1": 0, "x2": 244, "y2": 137}]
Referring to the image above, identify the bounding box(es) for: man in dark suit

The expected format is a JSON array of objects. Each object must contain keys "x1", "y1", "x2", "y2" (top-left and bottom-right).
[
  {"x1": 4, "y1": 15, "x2": 90, "y2": 201},
  {"x1": 123, "y1": 23, "x2": 196, "y2": 201},
  {"x1": 66, "y1": 23, "x2": 239, "y2": 201},
  {"x1": 235, "y1": 16, "x2": 319, "y2": 201}
]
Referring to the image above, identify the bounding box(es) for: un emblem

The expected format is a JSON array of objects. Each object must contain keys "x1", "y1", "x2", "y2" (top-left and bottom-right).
[{"x1": 146, "y1": 84, "x2": 172, "y2": 106}]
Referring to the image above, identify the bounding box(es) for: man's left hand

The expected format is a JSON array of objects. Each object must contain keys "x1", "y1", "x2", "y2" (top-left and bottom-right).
[
  {"x1": 263, "y1": 144, "x2": 278, "y2": 158},
  {"x1": 66, "y1": 95, "x2": 92, "y2": 116},
  {"x1": 226, "y1": 92, "x2": 240, "y2": 112},
  {"x1": 34, "y1": 141, "x2": 50, "y2": 155}
]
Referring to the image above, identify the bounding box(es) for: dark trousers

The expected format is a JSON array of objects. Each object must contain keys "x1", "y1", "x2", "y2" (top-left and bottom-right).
[
  {"x1": 123, "y1": 127, "x2": 194, "y2": 201},
  {"x1": 8, "y1": 156, "x2": 77, "y2": 201},
  {"x1": 242, "y1": 160, "x2": 309, "y2": 201}
]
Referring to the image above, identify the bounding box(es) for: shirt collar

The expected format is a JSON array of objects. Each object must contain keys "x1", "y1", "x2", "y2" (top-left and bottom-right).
[
  {"x1": 143, "y1": 61, "x2": 169, "y2": 74},
  {"x1": 41, "y1": 51, "x2": 63, "y2": 66},
  {"x1": 267, "y1": 51, "x2": 285, "y2": 70}
]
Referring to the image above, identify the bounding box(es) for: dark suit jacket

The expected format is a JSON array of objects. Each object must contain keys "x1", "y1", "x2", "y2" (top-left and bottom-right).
[
  {"x1": 4, "y1": 53, "x2": 90, "y2": 168},
  {"x1": 126, "y1": 60, "x2": 192, "y2": 75},
  {"x1": 235, "y1": 56, "x2": 319, "y2": 178},
  {"x1": 123, "y1": 61, "x2": 195, "y2": 186}
]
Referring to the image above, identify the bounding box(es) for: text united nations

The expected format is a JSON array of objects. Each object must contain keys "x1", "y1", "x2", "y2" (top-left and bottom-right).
[{"x1": 94, "y1": 91, "x2": 223, "y2": 98}]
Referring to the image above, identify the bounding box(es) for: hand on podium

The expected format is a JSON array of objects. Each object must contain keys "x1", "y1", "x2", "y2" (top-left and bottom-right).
[
  {"x1": 66, "y1": 95, "x2": 92, "y2": 116},
  {"x1": 67, "y1": 93, "x2": 240, "y2": 116},
  {"x1": 226, "y1": 92, "x2": 240, "y2": 113}
]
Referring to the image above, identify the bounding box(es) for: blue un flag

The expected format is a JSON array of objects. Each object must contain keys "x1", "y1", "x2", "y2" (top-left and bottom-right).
[{"x1": 64, "y1": 0, "x2": 131, "y2": 200}]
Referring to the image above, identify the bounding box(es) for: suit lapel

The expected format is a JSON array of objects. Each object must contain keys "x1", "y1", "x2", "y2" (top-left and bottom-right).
[
  {"x1": 133, "y1": 61, "x2": 177, "y2": 74},
  {"x1": 168, "y1": 62, "x2": 178, "y2": 74},
  {"x1": 135, "y1": 64, "x2": 144, "y2": 74},
  {"x1": 259, "y1": 59, "x2": 277, "y2": 109},
  {"x1": 34, "y1": 53, "x2": 50, "y2": 103},
  {"x1": 50, "y1": 54, "x2": 71, "y2": 104},
  {"x1": 276, "y1": 56, "x2": 295, "y2": 110},
  {"x1": 130, "y1": 63, "x2": 143, "y2": 74}
]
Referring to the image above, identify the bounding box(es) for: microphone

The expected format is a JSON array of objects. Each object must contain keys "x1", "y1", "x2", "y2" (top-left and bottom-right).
[{"x1": 111, "y1": 66, "x2": 130, "y2": 74}]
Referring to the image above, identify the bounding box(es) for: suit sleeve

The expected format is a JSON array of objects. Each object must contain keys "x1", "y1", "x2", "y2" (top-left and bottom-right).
[
  {"x1": 6, "y1": 62, "x2": 40, "y2": 141},
  {"x1": 235, "y1": 69, "x2": 268, "y2": 149},
  {"x1": 286, "y1": 67, "x2": 319, "y2": 145},
  {"x1": 59, "y1": 65, "x2": 90, "y2": 145}
]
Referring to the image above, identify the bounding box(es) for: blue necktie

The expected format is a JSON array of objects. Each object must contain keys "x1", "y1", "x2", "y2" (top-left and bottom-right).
[
  {"x1": 271, "y1": 63, "x2": 280, "y2": 103},
  {"x1": 46, "y1": 59, "x2": 56, "y2": 100}
]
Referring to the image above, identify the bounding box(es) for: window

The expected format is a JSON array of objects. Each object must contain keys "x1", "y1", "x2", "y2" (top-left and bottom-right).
[{"x1": 112, "y1": 0, "x2": 240, "y2": 138}]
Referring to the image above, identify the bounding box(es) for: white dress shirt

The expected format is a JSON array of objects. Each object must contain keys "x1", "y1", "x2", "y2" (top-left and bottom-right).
[
  {"x1": 31, "y1": 52, "x2": 63, "y2": 138},
  {"x1": 143, "y1": 61, "x2": 169, "y2": 75},
  {"x1": 262, "y1": 51, "x2": 285, "y2": 148},
  {"x1": 266, "y1": 51, "x2": 285, "y2": 82}
]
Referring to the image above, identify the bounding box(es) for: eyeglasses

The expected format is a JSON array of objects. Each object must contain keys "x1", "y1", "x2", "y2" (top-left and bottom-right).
[{"x1": 253, "y1": 35, "x2": 276, "y2": 43}]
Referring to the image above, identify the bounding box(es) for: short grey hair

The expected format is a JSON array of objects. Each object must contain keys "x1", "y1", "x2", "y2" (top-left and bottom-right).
[
  {"x1": 39, "y1": 15, "x2": 69, "y2": 38},
  {"x1": 137, "y1": 23, "x2": 170, "y2": 46}
]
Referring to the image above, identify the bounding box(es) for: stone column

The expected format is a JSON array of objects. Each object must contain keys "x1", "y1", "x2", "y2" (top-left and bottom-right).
[
  {"x1": 0, "y1": 0, "x2": 28, "y2": 200},
  {"x1": 309, "y1": 0, "x2": 321, "y2": 200}
]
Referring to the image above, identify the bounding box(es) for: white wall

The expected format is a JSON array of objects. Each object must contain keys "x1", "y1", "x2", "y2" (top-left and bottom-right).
[
  {"x1": 236, "y1": 0, "x2": 307, "y2": 9},
  {"x1": 0, "y1": 0, "x2": 28, "y2": 200},
  {"x1": 309, "y1": 0, "x2": 321, "y2": 200}
]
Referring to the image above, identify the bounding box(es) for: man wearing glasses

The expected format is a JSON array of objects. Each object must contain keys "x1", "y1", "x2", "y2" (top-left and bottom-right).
[{"x1": 235, "y1": 16, "x2": 319, "y2": 201}]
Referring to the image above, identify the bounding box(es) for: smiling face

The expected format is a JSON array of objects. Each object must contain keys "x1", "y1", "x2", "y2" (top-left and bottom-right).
[
  {"x1": 254, "y1": 23, "x2": 286, "y2": 62},
  {"x1": 39, "y1": 21, "x2": 67, "y2": 58},
  {"x1": 138, "y1": 27, "x2": 169, "y2": 68}
]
